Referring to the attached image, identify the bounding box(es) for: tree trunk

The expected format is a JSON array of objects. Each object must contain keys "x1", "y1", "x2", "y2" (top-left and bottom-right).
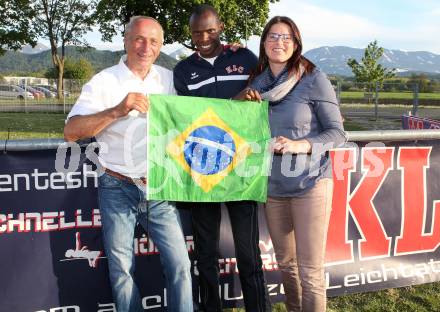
[{"x1": 56, "y1": 59, "x2": 64, "y2": 99}]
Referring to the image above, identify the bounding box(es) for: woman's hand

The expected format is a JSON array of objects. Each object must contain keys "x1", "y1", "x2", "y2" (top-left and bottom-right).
[
  {"x1": 272, "y1": 136, "x2": 311, "y2": 154},
  {"x1": 233, "y1": 88, "x2": 262, "y2": 102}
]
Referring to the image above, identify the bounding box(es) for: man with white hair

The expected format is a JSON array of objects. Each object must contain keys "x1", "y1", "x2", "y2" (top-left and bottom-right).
[{"x1": 64, "y1": 16, "x2": 192, "y2": 312}]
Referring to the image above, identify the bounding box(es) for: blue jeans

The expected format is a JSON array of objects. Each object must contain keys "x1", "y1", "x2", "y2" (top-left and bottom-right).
[{"x1": 98, "y1": 173, "x2": 192, "y2": 312}]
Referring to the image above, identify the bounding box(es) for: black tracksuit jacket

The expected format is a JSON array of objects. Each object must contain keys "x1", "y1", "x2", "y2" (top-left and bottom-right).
[{"x1": 173, "y1": 46, "x2": 258, "y2": 99}]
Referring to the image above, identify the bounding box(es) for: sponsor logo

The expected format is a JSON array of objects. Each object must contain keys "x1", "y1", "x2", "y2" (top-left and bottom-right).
[
  {"x1": 326, "y1": 147, "x2": 440, "y2": 264},
  {"x1": 61, "y1": 232, "x2": 104, "y2": 268},
  {"x1": 225, "y1": 65, "x2": 244, "y2": 74},
  {"x1": 0, "y1": 164, "x2": 97, "y2": 192},
  {"x1": 0, "y1": 209, "x2": 101, "y2": 234}
]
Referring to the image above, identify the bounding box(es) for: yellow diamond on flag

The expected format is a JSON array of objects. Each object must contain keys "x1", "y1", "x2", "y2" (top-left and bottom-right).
[{"x1": 167, "y1": 108, "x2": 252, "y2": 192}]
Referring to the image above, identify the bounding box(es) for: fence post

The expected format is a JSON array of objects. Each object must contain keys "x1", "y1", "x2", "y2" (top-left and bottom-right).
[
  {"x1": 63, "y1": 79, "x2": 66, "y2": 114},
  {"x1": 24, "y1": 79, "x2": 28, "y2": 113},
  {"x1": 412, "y1": 83, "x2": 419, "y2": 116},
  {"x1": 374, "y1": 81, "x2": 379, "y2": 121},
  {"x1": 336, "y1": 80, "x2": 341, "y2": 104}
]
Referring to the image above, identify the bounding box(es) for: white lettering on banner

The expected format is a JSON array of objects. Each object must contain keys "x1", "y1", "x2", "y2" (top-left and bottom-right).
[
  {"x1": 326, "y1": 258, "x2": 440, "y2": 289},
  {"x1": 223, "y1": 282, "x2": 243, "y2": 300},
  {"x1": 134, "y1": 235, "x2": 194, "y2": 256},
  {"x1": 0, "y1": 209, "x2": 101, "y2": 234},
  {"x1": 61, "y1": 232, "x2": 104, "y2": 268},
  {"x1": 32, "y1": 283, "x2": 285, "y2": 311},
  {"x1": 97, "y1": 303, "x2": 116, "y2": 312},
  {"x1": 222, "y1": 283, "x2": 285, "y2": 301},
  {"x1": 143, "y1": 288, "x2": 167, "y2": 309},
  {"x1": 0, "y1": 164, "x2": 97, "y2": 192},
  {"x1": 35, "y1": 306, "x2": 80, "y2": 312}
]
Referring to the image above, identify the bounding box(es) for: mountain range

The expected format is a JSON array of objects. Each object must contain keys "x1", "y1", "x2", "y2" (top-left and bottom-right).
[
  {"x1": 1, "y1": 44, "x2": 440, "y2": 77},
  {"x1": 20, "y1": 43, "x2": 49, "y2": 55},
  {"x1": 304, "y1": 46, "x2": 440, "y2": 76},
  {"x1": 0, "y1": 46, "x2": 177, "y2": 75}
]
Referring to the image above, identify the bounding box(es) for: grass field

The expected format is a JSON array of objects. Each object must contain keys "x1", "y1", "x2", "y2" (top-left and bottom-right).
[
  {"x1": 2, "y1": 112, "x2": 440, "y2": 311},
  {"x1": 341, "y1": 91, "x2": 440, "y2": 100},
  {"x1": 0, "y1": 112, "x2": 66, "y2": 139},
  {"x1": 0, "y1": 91, "x2": 439, "y2": 107}
]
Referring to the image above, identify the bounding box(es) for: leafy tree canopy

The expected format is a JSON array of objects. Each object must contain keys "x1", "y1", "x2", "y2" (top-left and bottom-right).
[
  {"x1": 0, "y1": 0, "x2": 36, "y2": 55},
  {"x1": 30, "y1": 0, "x2": 96, "y2": 97},
  {"x1": 347, "y1": 40, "x2": 396, "y2": 89},
  {"x1": 94, "y1": 0, "x2": 279, "y2": 47},
  {"x1": 46, "y1": 57, "x2": 95, "y2": 80}
]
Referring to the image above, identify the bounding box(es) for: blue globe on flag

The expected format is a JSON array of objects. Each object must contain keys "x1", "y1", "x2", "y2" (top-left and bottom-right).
[{"x1": 183, "y1": 126, "x2": 236, "y2": 175}]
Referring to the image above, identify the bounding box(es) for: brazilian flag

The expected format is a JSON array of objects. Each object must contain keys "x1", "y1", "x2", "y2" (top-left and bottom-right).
[{"x1": 147, "y1": 94, "x2": 271, "y2": 202}]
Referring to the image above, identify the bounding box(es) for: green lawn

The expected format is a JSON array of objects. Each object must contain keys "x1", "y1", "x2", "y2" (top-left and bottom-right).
[
  {"x1": 226, "y1": 282, "x2": 440, "y2": 312},
  {"x1": 341, "y1": 91, "x2": 440, "y2": 100},
  {"x1": 0, "y1": 112, "x2": 66, "y2": 140},
  {"x1": 2, "y1": 112, "x2": 440, "y2": 311}
]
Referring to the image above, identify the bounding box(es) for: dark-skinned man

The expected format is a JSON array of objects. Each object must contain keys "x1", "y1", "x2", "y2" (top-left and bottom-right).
[{"x1": 174, "y1": 4, "x2": 271, "y2": 312}]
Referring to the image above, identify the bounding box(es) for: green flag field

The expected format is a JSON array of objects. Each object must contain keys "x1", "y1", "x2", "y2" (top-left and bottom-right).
[{"x1": 147, "y1": 94, "x2": 271, "y2": 202}]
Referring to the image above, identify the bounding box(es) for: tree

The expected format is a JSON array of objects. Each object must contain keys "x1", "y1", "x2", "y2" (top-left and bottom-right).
[
  {"x1": 347, "y1": 40, "x2": 396, "y2": 96},
  {"x1": 94, "y1": 0, "x2": 279, "y2": 48},
  {"x1": 2, "y1": 0, "x2": 96, "y2": 98},
  {"x1": 65, "y1": 58, "x2": 95, "y2": 80},
  {"x1": 29, "y1": 0, "x2": 96, "y2": 98},
  {"x1": 46, "y1": 57, "x2": 95, "y2": 81},
  {"x1": 0, "y1": 0, "x2": 36, "y2": 55},
  {"x1": 407, "y1": 74, "x2": 433, "y2": 93}
]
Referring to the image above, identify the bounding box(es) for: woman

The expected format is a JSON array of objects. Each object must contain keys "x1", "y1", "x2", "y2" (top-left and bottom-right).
[{"x1": 237, "y1": 16, "x2": 346, "y2": 311}]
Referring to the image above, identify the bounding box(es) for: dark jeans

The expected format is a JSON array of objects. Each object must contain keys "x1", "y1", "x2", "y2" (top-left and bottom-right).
[{"x1": 188, "y1": 201, "x2": 271, "y2": 312}]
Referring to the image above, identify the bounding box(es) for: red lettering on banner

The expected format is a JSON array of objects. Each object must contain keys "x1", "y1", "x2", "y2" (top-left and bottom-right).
[
  {"x1": 395, "y1": 147, "x2": 440, "y2": 255},
  {"x1": 325, "y1": 148, "x2": 356, "y2": 264},
  {"x1": 349, "y1": 147, "x2": 393, "y2": 260},
  {"x1": 408, "y1": 119, "x2": 424, "y2": 129}
]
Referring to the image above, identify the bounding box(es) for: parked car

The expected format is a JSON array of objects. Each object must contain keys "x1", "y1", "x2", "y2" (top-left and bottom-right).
[
  {"x1": 19, "y1": 85, "x2": 45, "y2": 100},
  {"x1": 0, "y1": 85, "x2": 34, "y2": 99},
  {"x1": 32, "y1": 86, "x2": 56, "y2": 98},
  {"x1": 35, "y1": 84, "x2": 70, "y2": 97}
]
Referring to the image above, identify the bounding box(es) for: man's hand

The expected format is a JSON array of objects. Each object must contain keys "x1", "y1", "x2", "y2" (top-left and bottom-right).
[
  {"x1": 233, "y1": 88, "x2": 262, "y2": 102},
  {"x1": 112, "y1": 92, "x2": 149, "y2": 118},
  {"x1": 64, "y1": 92, "x2": 149, "y2": 142}
]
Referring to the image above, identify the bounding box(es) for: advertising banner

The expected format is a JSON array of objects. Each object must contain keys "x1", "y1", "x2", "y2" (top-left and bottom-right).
[
  {"x1": 402, "y1": 114, "x2": 440, "y2": 129},
  {"x1": 1, "y1": 140, "x2": 440, "y2": 311}
]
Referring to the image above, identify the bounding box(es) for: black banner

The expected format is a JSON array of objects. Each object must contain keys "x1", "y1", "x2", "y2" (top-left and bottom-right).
[{"x1": 1, "y1": 141, "x2": 440, "y2": 311}]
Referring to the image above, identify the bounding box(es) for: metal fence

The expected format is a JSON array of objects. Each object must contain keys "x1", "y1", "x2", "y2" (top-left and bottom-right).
[
  {"x1": 329, "y1": 81, "x2": 440, "y2": 130},
  {"x1": 3, "y1": 130, "x2": 440, "y2": 152},
  {"x1": 1, "y1": 79, "x2": 440, "y2": 122},
  {"x1": 0, "y1": 79, "x2": 85, "y2": 113}
]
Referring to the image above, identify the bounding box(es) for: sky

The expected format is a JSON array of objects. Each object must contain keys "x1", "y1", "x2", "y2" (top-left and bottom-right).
[{"x1": 81, "y1": 0, "x2": 440, "y2": 55}]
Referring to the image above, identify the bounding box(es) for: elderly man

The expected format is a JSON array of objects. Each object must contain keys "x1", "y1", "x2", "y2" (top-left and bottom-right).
[{"x1": 64, "y1": 16, "x2": 192, "y2": 312}]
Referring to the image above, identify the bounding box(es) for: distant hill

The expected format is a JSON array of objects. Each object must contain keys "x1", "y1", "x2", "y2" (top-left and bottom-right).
[
  {"x1": 304, "y1": 46, "x2": 440, "y2": 77},
  {"x1": 20, "y1": 43, "x2": 49, "y2": 54},
  {"x1": 0, "y1": 46, "x2": 178, "y2": 75}
]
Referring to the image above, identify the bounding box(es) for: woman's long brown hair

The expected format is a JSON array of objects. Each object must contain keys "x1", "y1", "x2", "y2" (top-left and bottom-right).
[{"x1": 250, "y1": 16, "x2": 315, "y2": 81}]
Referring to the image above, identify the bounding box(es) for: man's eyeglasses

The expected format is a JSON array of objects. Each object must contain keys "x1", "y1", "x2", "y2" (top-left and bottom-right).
[{"x1": 267, "y1": 33, "x2": 294, "y2": 43}]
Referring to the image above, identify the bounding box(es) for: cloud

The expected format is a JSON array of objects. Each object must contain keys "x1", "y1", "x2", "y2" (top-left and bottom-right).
[
  {"x1": 430, "y1": 7, "x2": 440, "y2": 15},
  {"x1": 268, "y1": 0, "x2": 440, "y2": 54}
]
